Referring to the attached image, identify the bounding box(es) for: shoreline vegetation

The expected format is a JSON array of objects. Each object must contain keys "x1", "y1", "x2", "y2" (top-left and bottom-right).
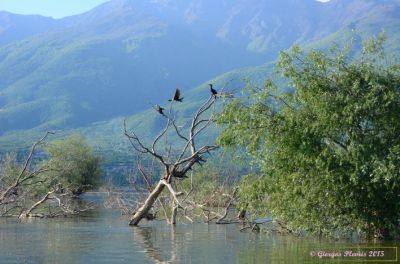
[
  {"x1": 0, "y1": 133, "x2": 102, "y2": 218},
  {"x1": 217, "y1": 35, "x2": 400, "y2": 240},
  {"x1": 1, "y1": 36, "x2": 399, "y2": 242}
]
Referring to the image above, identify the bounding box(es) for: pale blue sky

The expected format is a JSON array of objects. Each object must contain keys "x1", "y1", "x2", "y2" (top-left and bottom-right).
[
  {"x1": 0, "y1": 0, "x2": 331, "y2": 19},
  {"x1": 0, "y1": 0, "x2": 110, "y2": 18}
]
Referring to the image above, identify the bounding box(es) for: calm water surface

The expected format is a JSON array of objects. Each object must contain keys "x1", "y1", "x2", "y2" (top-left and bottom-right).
[{"x1": 0, "y1": 206, "x2": 398, "y2": 263}]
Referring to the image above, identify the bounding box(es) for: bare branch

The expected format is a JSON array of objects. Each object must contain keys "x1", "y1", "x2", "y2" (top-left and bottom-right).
[
  {"x1": 19, "y1": 189, "x2": 56, "y2": 218},
  {"x1": 216, "y1": 187, "x2": 238, "y2": 224},
  {"x1": 124, "y1": 119, "x2": 167, "y2": 166},
  {"x1": 151, "y1": 115, "x2": 173, "y2": 154},
  {"x1": 171, "y1": 119, "x2": 189, "y2": 142},
  {"x1": 0, "y1": 131, "x2": 54, "y2": 204},
  {"x1": 127, "y1": 84, "x2": 225, "y2": 225},
  {"x1": 137, "y1": 160, "x2": 170, "y2": 223},
  {"x1": 162, "y1": 179, "x2": 184, "y2": 207},
  {"x1": 175, "y1": 95, "x2": 216, "y2": 164},
  {"x1": 175, "y1": 145, "x2": 219, "y2": 168},
  {"x1": 189, "y1": 95, "x2": 216, "y2": 153}
]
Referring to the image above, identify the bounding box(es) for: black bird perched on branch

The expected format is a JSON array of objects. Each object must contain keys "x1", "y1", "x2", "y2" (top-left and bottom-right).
[
  {"x1": 209, "y1": 83, "x2": 218, "y2": 97},
  {"x1": 169, "y1": 88, "x2": 184, "y2": 102},
  {"x1": 154, "y1": 104, "x2": 165, "y2": 116}
]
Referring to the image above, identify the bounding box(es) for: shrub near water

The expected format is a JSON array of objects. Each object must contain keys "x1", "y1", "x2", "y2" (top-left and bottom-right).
[
  {"x1": 0, "y1": 134, "x2": 102, "y2": 217},
  {"x1": 218, "y1": 35, "x2": 400, "y2": 238},
  {"x1": 180, "y1": 161, "x2": 239, "y2": 207},
  {"x1": 38, "y1": 135, "x2": 102, "y2": 195}
]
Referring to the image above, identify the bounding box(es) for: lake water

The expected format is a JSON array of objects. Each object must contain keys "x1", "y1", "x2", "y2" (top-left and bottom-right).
[{"x1": 0, "y1": 206, "x2": 398, "y2": 263}]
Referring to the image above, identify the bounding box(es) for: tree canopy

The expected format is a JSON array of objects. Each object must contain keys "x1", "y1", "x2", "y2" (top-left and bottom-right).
[
  {"x1": 39, "y1": 134, "x2": 102, "y2": 195},
  {"x1": 218, "y1": 35, "x2": 400, "y2": 238}
]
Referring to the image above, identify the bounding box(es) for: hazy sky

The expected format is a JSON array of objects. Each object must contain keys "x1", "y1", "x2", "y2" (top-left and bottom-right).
[
  {"x1": 0, "y1": 0, "x2": 331, "y2": 19},
  {"x1": 0, "y1": 0, "x2": 110, "y2": 18}
]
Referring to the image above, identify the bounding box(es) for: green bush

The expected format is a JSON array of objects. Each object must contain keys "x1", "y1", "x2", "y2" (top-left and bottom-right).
[
  {"x1": 180, "y1": 160, "x2": 239, "y2": 207},
  {"x1": 218, "y1": 35, "x2": 400, "y2": 238},
  {"x1": 39, "y1": 135, "x2": 102, "y2": 195},
  {"x1": 0, "y1": 154, "x2": 21, "y2": 187}
]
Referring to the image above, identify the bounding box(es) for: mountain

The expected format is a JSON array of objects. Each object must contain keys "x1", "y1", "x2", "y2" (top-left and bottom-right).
[
  {"x1": 0, "y1": 12, "x2": 56, "y2": 46},
  {"x1": 0, "y1": 0, "x2": 399, "y2": 155}
]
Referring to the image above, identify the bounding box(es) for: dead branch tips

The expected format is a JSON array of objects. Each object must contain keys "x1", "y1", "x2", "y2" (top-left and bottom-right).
[{"x1": 124, "y1": 87, "x2": 225, "y2": 226}]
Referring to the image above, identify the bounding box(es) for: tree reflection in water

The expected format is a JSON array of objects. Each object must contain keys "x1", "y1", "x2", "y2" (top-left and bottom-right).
[{"x1": 133, "y1": 225, "x2": 178, "y2": 263}]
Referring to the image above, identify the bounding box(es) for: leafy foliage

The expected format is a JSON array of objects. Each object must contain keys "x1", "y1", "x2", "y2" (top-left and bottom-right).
[
  {"x1": 218, "y1": 35, "x2": 400, "y2": 238},
  {"x1": 0, "y1": 154, "x2": 21, "y2": 186},
  {"x1": 39, "y1": 135, "x2": 102, "y2": 195},
  {"x1": 179, "y1": 156, "x2": 242, "y2": 207}
]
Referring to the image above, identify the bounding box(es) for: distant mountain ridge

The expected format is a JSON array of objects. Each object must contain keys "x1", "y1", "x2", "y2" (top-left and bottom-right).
[
  {"x1": 0, "y1": 0, "x2": 399, "y2": 154},
  {"x1": 0, "y1": 12, "x2": 55, "y2": 46},
  {"x1": 3, "y1": 0, "x2": 397, "y2": 50}
]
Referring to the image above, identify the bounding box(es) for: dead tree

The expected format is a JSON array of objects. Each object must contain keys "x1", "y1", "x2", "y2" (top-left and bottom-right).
[
  {"x1": 124, "y1": 93, "x2": 220, "y2": 226},
  {"x1": 0, "y1": 132, "x2": 95, "y2": 218},
  {"x1": 0, "y1": 132, "x2": 54, "y2": 206}
]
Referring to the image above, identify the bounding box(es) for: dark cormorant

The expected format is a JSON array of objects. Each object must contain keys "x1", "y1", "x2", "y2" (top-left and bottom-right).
[
  {"x1": 169, "y1": 88, "x2": 183, "y2": 102},
  {"x1": 155, "y1": 104, "x2": 165, "y2": 116},
  {"x1": 209, "y1": 83, "x2": 218, "y2": 96}
]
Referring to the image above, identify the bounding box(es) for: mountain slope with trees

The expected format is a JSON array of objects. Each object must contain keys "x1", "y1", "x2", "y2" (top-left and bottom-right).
[{"x1": 0, "y1": 0, "x2": 399, "y2": 155}]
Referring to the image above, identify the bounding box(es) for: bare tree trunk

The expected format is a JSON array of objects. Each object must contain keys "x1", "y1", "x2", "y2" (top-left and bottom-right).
[
  {"x1": 124, "y1": 92, "x2": 224, "y2": 226},
  {"x1": 129, "y1": 181, "x2": 165, "y2": 226},
  {"x1": 19, "y1": 190, "x2": 54, "y2": 218},
  {"x1": 216, "y1": 187, "x2": 238, "y2": 224},
  {"x1": 171, "y1": 200, "x2": 178, "y2": 225}
]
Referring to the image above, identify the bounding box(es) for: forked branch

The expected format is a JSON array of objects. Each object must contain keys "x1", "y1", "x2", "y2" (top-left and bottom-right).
[{"x1": 125, "y1": 88, "x2": 227, "y2": 226}]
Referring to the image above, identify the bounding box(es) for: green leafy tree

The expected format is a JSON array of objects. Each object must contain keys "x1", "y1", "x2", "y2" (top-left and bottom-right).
[
  {"x1": 0, "y1": 154, "x2": 21, "y2": 186},
  {"x1": 218, "y1": 35, "x2": 400, "y2": 238},
  {"x1": 39, "y1": 135, "x2": 102, "y2": 195}
]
